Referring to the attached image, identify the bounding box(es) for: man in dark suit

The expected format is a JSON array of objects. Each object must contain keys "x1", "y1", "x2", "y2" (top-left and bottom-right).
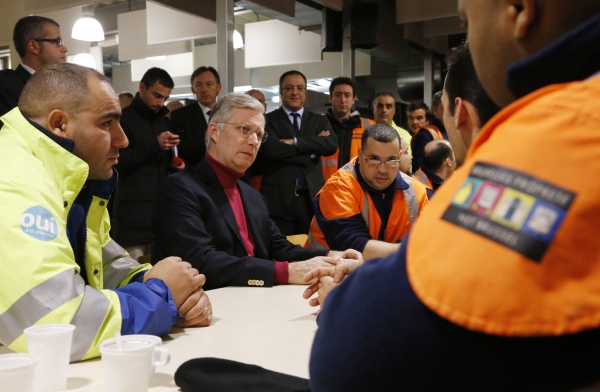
[
  {"x1": 152, "y1": 93, "x2": 361, "y2": 290},
  {"x1": 0, "y1": 16, "x2": 68, "y2": 118},
  {"x1": 170, "y1": 66, "x2": 222, "y2": 167},
  {"x1": 256, "y1": 70, "x2": 337, "y2": 236}
]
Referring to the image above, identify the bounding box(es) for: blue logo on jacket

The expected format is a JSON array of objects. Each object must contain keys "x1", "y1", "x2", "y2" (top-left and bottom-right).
[{"x1": 20, "y1": 206, "x2": 59, "y2": 241}]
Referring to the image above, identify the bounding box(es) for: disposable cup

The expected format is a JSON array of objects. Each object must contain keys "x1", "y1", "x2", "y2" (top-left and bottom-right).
[
  {"x1": 24, "y1": 323, "x2": 75, "y2": 392},
  {"x1": 100, "y1": 335, "x2": 170, "y2": 392},
  {"x1": 0, "y1": 353, "x2": 37, "y2": 392}
]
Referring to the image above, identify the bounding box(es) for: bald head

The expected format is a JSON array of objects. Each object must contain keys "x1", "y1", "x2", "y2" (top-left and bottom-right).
[
  {"x1": 246, "y1": 89, "x2": 267, "y2": 111},
  {"x1": 423, "y1": 139, "x2": 456, "y2": 179}
]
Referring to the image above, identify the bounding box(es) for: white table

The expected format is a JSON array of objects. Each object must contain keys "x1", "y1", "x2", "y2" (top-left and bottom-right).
[{"x1": 2, "y1": 285, "x2": 317, "y2": 391}]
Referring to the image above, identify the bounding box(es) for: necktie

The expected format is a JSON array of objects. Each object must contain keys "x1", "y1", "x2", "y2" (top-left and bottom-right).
[
  {"x1": 290, "y1": 112, "x2": 308, "y2": 189},
  {"x1": 291, "y1": 112, "x2": 300, "y2": 137},
  {"x1": 206, "y1": 110, "x2": 211, "y2": 121}
]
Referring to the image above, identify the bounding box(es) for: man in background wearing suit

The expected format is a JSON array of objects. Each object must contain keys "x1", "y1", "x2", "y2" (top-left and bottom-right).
[
  {"x1": 170, "y1": 66, "x2": 221, "y2": 167},
  {"x1": 256, "y1": 70, "x2": 337, "y2": 236},
  {"x1": 152, "y1": 93, "x2": 361, "y2": 290},
  {"x1": 0, "y1": 16, "x2": 68, "y2": 118}
]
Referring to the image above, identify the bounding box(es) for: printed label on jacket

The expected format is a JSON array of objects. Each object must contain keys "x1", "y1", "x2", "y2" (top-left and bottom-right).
[
  {"x1": 442, "y1": 162, "x2": 575, "y2": 262},
  {"x1": 20, "y1": 206, "x2": 59, "y2": 241}
]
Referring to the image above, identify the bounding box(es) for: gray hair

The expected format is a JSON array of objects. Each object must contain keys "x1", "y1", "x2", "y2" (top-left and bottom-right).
[
  {"x1": 206, "y1": 92, "x2": 265, "y2": 149},
  {"x1": 361, "y1": 123, "x2": 401, "y2": 150}
]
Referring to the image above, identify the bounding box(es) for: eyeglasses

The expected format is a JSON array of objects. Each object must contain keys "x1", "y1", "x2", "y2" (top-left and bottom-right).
[
  {"x1": 33, "y1": 38, "x2": 64, "y2": 47},
  {"x1": 282, "y1": 85, "x2": 306, "y2": 93},
  {"x1": 217, "y1": 122, "x2": 268, "y2": 143},
  {"x1": 361, "y1": 150, "x2": 400, "y2": 167}
]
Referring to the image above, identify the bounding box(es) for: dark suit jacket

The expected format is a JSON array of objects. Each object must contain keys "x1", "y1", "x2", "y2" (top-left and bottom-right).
[
  {"x1": 170, "y1": 102, "x2": 207, "y2": 167},
  {"x1": 0, "y1": 64, "x2": 31, "y2": 118},
  {"x1": 113, "y1": 94, "x2": 171, "y2": 246},
  {"x1": 256, "y1": 107, "x2": 337, "y2": 219},
  {"x1": 151, "y1": 159, "x2": 326, "y2": 290}
]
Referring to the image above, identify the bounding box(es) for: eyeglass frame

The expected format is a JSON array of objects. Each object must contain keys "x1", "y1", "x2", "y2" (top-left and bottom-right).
[
  {"x1": 360, "y1": 149, "x2": 401, "y2": 168},
  {"x1": 32, "y1": 37, "x2": 64, "y2": 47},
  {"x1": 216, "y1": 122, "x2": 268, "y2": 143},
  {"x1": 281, "y1": 85, "x2": 306, "y2": 93}
]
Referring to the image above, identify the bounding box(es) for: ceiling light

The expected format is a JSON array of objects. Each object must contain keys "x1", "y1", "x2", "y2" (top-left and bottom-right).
[
  {"x1": 72, "y1": 53, "x2": 96, "y2": 69},
  {"x1": 72, "y1": 6, "x2": 105, "y2": 42},
  {"x1": 233, "y1": 30, "x2": 244, "y2": 50}
]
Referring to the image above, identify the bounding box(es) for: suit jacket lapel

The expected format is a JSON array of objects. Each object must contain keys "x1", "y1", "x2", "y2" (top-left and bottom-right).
[
  {"x1": 275, "y1": 107, "x2": 295, "y2": 139},
  {"x1": 197, "y1": 161, "x2": 244, "y2": 246},
  {"x1": 193, "y1": 104, "x2": 208, "y2": 130},
  {"x1": 15, "y1": 64, "x2": 31, "y2": 85}
]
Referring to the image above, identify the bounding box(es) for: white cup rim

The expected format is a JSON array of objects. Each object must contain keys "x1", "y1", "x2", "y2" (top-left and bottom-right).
[
  {"x1": 0, "y1": 354, "x2": 37, "y2": 371},
  {"x1": 24, "y1": 323, "x2": 76, "y2": 336},
  {"x1": 100, "y1": 336, "x2": 159, "y2": 354}
]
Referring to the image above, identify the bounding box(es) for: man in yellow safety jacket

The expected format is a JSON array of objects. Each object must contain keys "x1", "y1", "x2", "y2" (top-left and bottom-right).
[{"x1": 0, "y1": 63, "x2": 212, "y2": 362}]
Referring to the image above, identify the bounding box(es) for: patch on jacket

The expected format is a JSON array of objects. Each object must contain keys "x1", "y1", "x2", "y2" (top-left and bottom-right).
[
  {"x1": 442, "y1": 162, "x2": 574, "y2": 262},
  {"x1": 20, "y1": 206, "x2": 59, "y2": 241}
]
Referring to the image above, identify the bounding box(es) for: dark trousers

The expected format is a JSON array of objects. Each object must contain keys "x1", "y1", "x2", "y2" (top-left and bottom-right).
[{"x1": 272, "y1": 189, "x2": 313, "y2": 236}]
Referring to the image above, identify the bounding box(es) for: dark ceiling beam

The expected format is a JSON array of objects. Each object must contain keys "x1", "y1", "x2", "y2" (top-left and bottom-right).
[{"x1": 150, "y1": 0, "x2": 216, "y2": 21}]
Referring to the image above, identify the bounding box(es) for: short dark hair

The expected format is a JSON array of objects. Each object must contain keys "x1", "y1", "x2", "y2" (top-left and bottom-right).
[
  {"x1": 279, "y1": 70, "x2": 307, "y2": 89},
  {"x1": 329, "y1": 76, "x2": 355, "y2": 96},
  {"x1": 140, "y1": 67, "x2": 174, "y2": 89},
  {"x1": 444, "y1": 43, "x2": 501, "y2": 126},
  {"x1": 407, "y1": 101, "x2": 430, "y2": 116},
  {"x1": 424, "y1": 140, "x2": 453, "y2": 171},
  {"x1": 190, "y1": 66, "x2": 221, "y2": 85},
  {"x1": 361, "y1": 123, "x2": 400, "y2": 149},
  {"x1": 13, "y1": 16, "x2": 59, "y2": 58}
]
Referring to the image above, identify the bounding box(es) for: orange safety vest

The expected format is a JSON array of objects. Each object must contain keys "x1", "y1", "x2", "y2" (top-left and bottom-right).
[
  {"x1": 410, "y1": 125, "x2": 443, "y2": 151},
  {"x1": 321, "y1": 117, "x2": 373, "y2": 181},
  {"x1": 306, "y1": 157, "x2": 428, "y2": 249},
  {"x1": 412, "y1": 169, "x2": 433, "y2": 190},
  {"x1": 407, "y1": 76, "x2": 600, "y2": 337}
]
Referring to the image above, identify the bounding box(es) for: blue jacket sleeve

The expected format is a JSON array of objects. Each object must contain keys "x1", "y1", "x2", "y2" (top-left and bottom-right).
[
  {"x1": 115, "y1": 278, "x2": 179, "y2": 336},
  {"x1": 314, "y1": 196, "x2": 371, "y2": 252}
]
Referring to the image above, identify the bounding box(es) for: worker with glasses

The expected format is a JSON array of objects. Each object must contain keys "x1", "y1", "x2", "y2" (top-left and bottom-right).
[{"x1": 306, "y1": 123, "x2": 429, "y2": 259}]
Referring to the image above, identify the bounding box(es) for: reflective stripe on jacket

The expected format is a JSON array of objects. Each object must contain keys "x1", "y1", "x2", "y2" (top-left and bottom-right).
[
  {"x1": 412, "y1": 169, "x2": 433, "y2": 190},
  {"x1": 307, "y1": 157, "x2": 428, "y2": 250},
  {"x1": 0, "y1": 108, "x2": 150, "y2": 360},
  {"x1": 321, "y1": 117, "x2": 373, "y2": 181}
]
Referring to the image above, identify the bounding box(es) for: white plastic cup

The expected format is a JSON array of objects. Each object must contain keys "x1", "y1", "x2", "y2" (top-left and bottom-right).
[
  {"x1": 24, "y1": 323, "x2": 75, "y2": 392},
  {"x1": 0, "y1": 353, "x2": 37, "y2": 392},
  {"x1": 100, "y1": 335, "x2": 170, "y2": 392}
]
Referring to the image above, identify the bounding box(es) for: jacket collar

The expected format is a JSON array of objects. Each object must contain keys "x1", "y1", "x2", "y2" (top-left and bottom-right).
[{"x1": 129, "y1": 93, "x2": 170, "y2": 120}]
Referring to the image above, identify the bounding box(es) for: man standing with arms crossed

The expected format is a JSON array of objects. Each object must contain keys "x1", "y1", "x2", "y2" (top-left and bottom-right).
[{"x1": 257, "y1": 70, "x2": 337, "y2": 235}]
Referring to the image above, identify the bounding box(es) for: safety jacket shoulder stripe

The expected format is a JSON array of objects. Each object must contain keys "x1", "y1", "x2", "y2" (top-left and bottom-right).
[
  {"x1": 69, "y1": 285, "x2": 112, "y2": 361},
  {"x1": 400, "y1": 172, "x2": 419, "y2": 225},
  {"x1": 102, "y1": 239, "x2": 147, "y2": 289},
  {"x1": 0, "y1": 268, "x2": 84, "y2": 344},
  {"x1": 412, "y1": 170, "x2": 432, "y2": 189}
]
